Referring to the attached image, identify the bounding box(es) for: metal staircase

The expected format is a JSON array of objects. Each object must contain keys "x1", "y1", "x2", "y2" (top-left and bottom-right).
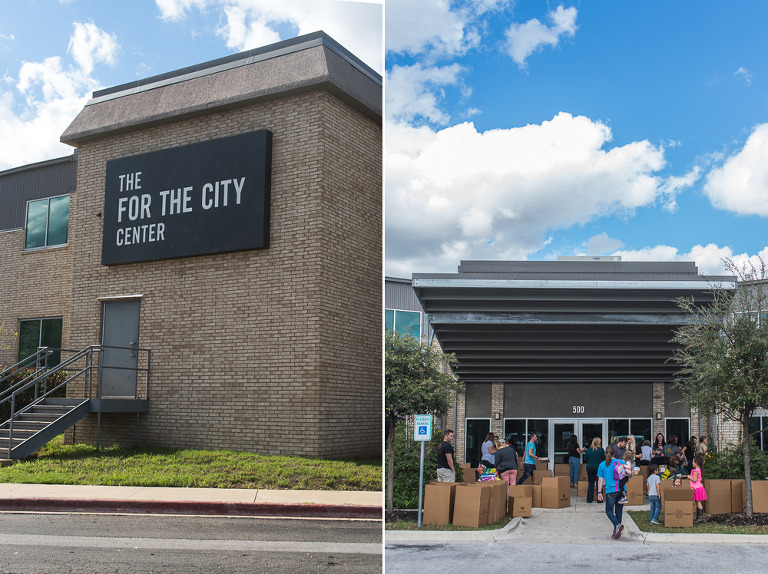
[{"x1": 0, "y1": 345, "x2": 150, "y2": 460}]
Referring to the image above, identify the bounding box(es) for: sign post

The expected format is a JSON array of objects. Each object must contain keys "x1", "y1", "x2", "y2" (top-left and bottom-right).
[{"x1": 414, "y1": 414, "x2": 432, "y2": 527}]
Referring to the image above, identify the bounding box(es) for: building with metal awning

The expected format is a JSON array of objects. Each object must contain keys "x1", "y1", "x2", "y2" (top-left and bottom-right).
[{"x1": 410, "y1": 258, "x2": 734, "y2": 467}]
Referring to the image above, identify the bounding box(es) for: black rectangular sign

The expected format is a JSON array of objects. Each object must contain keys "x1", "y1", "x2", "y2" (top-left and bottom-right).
[{"x1": 102, "y1": 130, "x2": 272, "y2": 265}]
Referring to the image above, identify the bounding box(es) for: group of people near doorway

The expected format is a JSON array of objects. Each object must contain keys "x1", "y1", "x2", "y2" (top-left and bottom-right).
[{"x1": 438, "y1": 430, "x2": 712, "y2": 538}]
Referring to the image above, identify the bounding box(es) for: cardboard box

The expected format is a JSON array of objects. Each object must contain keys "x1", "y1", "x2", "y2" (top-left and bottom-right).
[
  {"x1": 422, "y1": 482, "x2": 457, "y2": 525},
  {"x1": 535, "y1": 460, "x2": 549, "y2": 472},
  {"x1": 509, "y1": 496, "x2": 532, "y2": 517},
  {"x1": 577, "y1": 481, "x2": 588, "y2": 497},
  {"x1": 638, "y1": 465, "x2": 649, "y2": 489},
  {"x1": 533, "y1": 469, "x2": 552, "y2": 485},
  {"x1": 703, "y1": 479, "x2": 731, "y2": 515},
  {"x1": 740, "y1": 480, "x2": 768, "y2": 513},
  {"x1": 460, "y1": 463, "x2": 476, "y2": 483},
  {"x1": 554, "y1": 463, "x2": 569, "y2": 476},
  {"x1": 659, "y1": 480, "x2": 693, "y2": 512},
  {"x1": 452, "y1": 483, "x2": 492, "y2": 528},
  {"x1": 488, "y1": 482, "x2": 508, "y2": 525},
  {"x1": 530, "y1": 484, "x2": 542, "y2": 507},
  {"x1": 625, "y1": 476, "x2": 644, "y2": 506},
  {"x1": 541, "y1": 476, "x2": 570, "y2": 508},
  {"x1": 578, "y1": 463, "x2": 587, "y2": 482},
  {"x1": 507, "y1": 484, "x2": 533, "y2": 500},
  {"x1": 732, "y1": 479, "x2": 745, "y2": 513},
  {"x1": 664, "y1": 500, "x2": 694, "y2": 528}
]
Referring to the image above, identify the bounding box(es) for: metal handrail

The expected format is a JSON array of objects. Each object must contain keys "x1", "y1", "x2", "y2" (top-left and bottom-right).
[
  {"x1": 2, "y1": 345, "x2": 151, "y2": 458},
  {"x1": 0, "y1": 348, "x2": 54, "y2": 389}
]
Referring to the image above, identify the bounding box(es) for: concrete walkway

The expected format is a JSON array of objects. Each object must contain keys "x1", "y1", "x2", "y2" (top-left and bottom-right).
[
  {"x1": 386, "y1": 490, "x2": 768, "y2": 545},
  {"x1": 0, "y1": 483, "x2": 382, "y2": 520}
]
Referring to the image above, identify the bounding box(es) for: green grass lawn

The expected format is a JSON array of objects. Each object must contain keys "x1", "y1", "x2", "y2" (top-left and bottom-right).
[
  {"x1": 0, "y1": 437, "x2": 381, "y2": 491},
  {"x1": 628, "y1": 510, "x2": 768, "y2": 535}
]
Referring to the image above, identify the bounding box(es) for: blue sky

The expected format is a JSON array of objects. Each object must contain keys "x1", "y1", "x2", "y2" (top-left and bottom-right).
[
  {"x1": 0, "y1": 0, "x2": 381, "y2": 169},
  {"x1": 385, "y1": 1, "x2": 768, "y2": 276}
]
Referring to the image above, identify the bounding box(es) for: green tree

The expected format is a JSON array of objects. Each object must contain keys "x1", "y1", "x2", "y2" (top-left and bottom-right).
[
  {"x1": 385, "y1": 329, "x2": 461, "y2": 516},
  {"x1": 671, "y1": 258, "x2": 768, "y2": 516}
]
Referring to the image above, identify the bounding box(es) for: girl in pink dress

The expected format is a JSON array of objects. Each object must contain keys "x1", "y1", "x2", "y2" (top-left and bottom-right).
[{"x1": 690, "y1": 455, "x2": 707, "y2": 523}]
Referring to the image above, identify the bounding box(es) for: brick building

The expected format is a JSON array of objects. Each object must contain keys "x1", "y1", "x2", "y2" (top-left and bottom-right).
[
  {"x1": 1, "y1": 32, "x2": 381, "y2": 459},
  {"x1": 392, "y1": 258, "x2": 749, "y2": 467}
]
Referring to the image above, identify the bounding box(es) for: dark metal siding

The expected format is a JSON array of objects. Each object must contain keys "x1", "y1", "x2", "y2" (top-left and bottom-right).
[
  {"x1": 385, "y1": 277, "x2": 423, "y2": 312},
  {"x1": 0, "y1": 155, "x2": 77, "y2": 231}
]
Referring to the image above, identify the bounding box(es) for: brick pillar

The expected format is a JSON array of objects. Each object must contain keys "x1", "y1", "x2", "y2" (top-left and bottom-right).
[
  {"x1": 491, "y1": 382, "x2": 504, "y2": 438},
  {"x1": 455, "y1": 389, "x2": 466, "y2": 464},
  {"x1": 652, "y1": 382, "x2": 665, "y2": 437}
]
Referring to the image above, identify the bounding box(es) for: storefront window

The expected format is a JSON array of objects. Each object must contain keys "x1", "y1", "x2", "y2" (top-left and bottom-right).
[
  {"x1": 629, "y1": 419, "x2": 652, "y2": 453},
  {"x1": 504, "y1": 419, "x2": 526, "y2": 456},
  {"x1": 18, "y1": 318, "x2": 62, "y2": 365},
  {"x1": 25, "y1": 195, "x2": 70, "y2": 249},
  {"x1": 749, "y1": 416, "x2": 768, "y2": 451},
  {"x1": 384, "y1": 309, "x2": 421, "y2": 338},
  {"x1": 527, "y1": 419, "x2": 548, "y2": 461},
  {"x1": 608, "y1": 419, "x2": 629, "y2": 444},
  {"x1": 665, "y1": 418, "x2": 690, "y2": 451},
  {"x1": 465, "y1": 418, "x2": 490, "y2": 467}
]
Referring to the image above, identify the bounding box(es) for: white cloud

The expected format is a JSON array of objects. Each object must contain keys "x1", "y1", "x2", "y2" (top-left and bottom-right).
[
  {"x1": 505, "y1": 5, "x2": 577, "y2": 68},
  {"x1": 386, "y1": 0, "x2": 509, "y2": 58},
  {"x1": 385, "y1": 63, "x2": 464, "y2": 125},
  {"x1": 612, "y1": 244, "x2": 768, "y2": 277},
  {"x1": 0, "y1": 22, "x2": 119, "y2": 170},
  {"x1": 703, "y1": 122, "x2": 768, "y2": 216},
  {"x1": 734, "y1": 66, "x2": 752, "y2": 85},
  {"x1": 385, "y1": 112, "x2": 668, "y2": 276},
  {"x1": 156, "y1": 0, "x2": 382, "y2": 73},
  {"x1": 68, "y1": 22, "x2": 118, "y2": 76},
  {"x1": 587, "y1": 233, "x2": 624, "y2": 255}
]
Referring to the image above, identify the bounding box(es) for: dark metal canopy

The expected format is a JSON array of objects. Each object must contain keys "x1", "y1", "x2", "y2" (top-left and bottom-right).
[{"x1": 413, "y1": 260, "x2": 734, "y2": 384}]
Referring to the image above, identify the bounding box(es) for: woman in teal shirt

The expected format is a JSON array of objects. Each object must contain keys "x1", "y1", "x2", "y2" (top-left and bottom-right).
[{"x1": 583, "y1": 437, "x2": 605, "y2": 504}]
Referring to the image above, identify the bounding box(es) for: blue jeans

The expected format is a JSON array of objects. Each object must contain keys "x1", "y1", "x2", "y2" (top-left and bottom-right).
[
  {"x1": 518, "y1": 463, "x2": 535, "y2": 484},
  {"x1": 649, "y1": 495, "x2": 661, "y2": 523},
  {"x1": 604, "y1": 491, "x2": 624, "y2": 528},
  {"x1": 569, "y1": 456, "x2": 580, "y2": 484}
]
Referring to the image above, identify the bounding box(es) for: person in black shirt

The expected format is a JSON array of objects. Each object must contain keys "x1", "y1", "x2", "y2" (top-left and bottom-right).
[{"x1": 437, "y1": 430, "x2": 455, "y2": 482}]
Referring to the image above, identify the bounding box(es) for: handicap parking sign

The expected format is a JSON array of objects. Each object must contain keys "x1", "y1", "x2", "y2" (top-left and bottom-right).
[{"x1": 413, "y1": 414, "x2": 432, "y2": 441}]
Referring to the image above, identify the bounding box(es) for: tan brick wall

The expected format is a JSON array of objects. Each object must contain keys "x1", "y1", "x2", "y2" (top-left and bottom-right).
[
  {"x1": 67, "y1": 90, "x2": 381, "y2": 459},
  {"x1": 652, "y1": 381, "x2": 665, "y2": 437},
  {"x1": 0, "y1": 231, "x2": 73, "y2": 366},
  {"x1": 490, "y1": 382, "x2": 504, "y2": 438}
]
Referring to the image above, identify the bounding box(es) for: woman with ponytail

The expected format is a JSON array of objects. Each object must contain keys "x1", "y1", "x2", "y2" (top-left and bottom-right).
[{"x1": 597, "y1": 445, "x2": 624, "y2": 539}]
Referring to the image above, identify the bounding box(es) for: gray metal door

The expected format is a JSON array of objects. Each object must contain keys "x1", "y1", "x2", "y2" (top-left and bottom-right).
[{"x1": 101, "y1": 300, "x2": 140, "y2": 397}]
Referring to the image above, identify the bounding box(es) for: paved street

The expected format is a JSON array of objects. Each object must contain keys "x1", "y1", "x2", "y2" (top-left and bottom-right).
[
  {"x1": 0, "y1": 513, "x2": 382, "y2": 573},
  {"x1": 386, "y1": 492, "x2": 768, "y2": 572}
]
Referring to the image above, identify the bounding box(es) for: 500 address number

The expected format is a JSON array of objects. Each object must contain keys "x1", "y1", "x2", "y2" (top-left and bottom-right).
[{"x1": 572, "y1": 406, "x2": 585, "y2": 414}]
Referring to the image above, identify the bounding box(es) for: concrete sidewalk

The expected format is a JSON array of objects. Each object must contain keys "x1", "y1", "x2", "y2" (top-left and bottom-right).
[
  {"x1": 386, "y1": 490, "x2": 768, "y2": 545},
  {"x1": 0, "y1": 483, "x2": 382, "y2": 520}
]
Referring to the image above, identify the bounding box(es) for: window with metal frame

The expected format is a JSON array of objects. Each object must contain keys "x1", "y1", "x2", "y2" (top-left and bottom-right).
[
  {"x1": 24, "y1": 194, "x2": 70, "y2": 249},
  {"x1": 384, "y1": 308, "x2": 421, "y2": 338},
  {"x1": 749, "y1": 415, "x2": 768, "y2": 451},
  {"x1": 17, "y1": 317, "x2": 62, "y2": 365}
]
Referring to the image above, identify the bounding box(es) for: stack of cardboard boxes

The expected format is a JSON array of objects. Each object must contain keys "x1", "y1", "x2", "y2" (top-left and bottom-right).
[{"x1": 422, "y1": 463, "x2": 572, "y2": 527}]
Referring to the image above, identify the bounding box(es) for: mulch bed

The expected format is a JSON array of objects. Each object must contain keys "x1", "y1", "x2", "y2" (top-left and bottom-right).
[{"x1": 703, "y1": 513, "x2": 768, "y2": 526}]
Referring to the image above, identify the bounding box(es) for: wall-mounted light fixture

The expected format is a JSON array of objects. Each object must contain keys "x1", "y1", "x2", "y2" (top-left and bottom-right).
[
  {"x1": 494, "y1": 413, "x2": 500, "y2": 420},
  {"x1": 655, "y1": 412, "x2": 662, "y2": 420}
]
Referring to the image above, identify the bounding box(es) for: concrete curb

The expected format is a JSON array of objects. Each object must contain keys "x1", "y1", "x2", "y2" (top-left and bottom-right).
[
  {"x1": 386, "y1": 517, "x2": 521, "y2": 543},
  {"x1": 623, "y1": 512, "x2": 768, "y2": 545},
  {"x1": 0, "y1": 498, "x2": 382, "y2": 520}
]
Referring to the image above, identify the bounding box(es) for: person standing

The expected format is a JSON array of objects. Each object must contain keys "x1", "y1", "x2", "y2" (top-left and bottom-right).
[
  {"x1": 639, "y1": 440, "x2": 652, "y2": 466},
  {"x1": 690, "y1": 455, "x2": 708, "y2": 523},
  {"x1": 652, "y1": 433, "x2": 667, "y2": 466},
  {"x1": 481, "y1": 432, "x2": 497, "y2": 469},
  {"x1": 517, "y1": 432, "x2": 539, "y2": 485},
  {"x1": 567, "y1": 434, "x2": 585, "y2": 488},
  {"x1": 647, "y1": 463, "x2": 661, "y2": 525},
  {"x1": 597, "y1": 445, "x2": 624, "y2": 539},
  {"x1": 437, "y1": 430, "x2": 455, "y2": 482},
  {"x1": 495, "y1": 438, "x2": 518, "y2": 494},
  {"x1": 609, "y1": 437, "x2": 627, "y2": 461},
  {"x1": 583, "y1": 437, "x2": 606, "y2": 503}
]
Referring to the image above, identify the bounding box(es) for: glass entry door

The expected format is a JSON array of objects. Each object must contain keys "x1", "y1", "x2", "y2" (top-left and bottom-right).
[{"x1": 549, "y1": 419, "x2": 606, "y2": 467}]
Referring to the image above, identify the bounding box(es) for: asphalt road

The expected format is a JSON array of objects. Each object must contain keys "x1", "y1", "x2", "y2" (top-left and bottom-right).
[
  {"x1": 0, "y1": 513, "x2": 383, "y2": 573},
  {"x1": 385, "y1": 541, "x2": 768, "y2": 573}
]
